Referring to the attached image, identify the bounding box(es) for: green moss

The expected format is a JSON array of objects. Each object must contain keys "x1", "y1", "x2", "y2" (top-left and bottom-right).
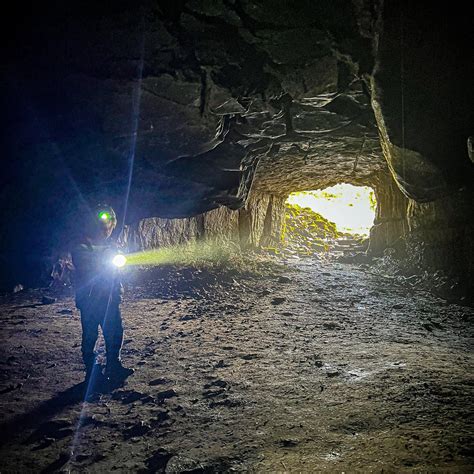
[{"x1": 282, "y1": 203, "x2": 339, "y2": 255}]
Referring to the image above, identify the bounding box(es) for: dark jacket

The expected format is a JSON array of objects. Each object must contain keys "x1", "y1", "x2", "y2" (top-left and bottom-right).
[{"x1": 71, "y1": 237, "x2": 123, "y2": 310}]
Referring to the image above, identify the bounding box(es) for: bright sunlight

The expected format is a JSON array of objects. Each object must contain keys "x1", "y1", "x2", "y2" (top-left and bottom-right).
[{"x1": 286, "y1": 184, "x2": 377, "y2": 236}]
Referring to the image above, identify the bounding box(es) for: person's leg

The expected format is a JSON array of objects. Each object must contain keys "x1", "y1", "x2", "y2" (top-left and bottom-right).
[
  {"x1": 101, "y1": 303, "x2": 133, "y2": 379},
  {"x1": 80, "y1": 306, "x2": 99, "y2": 379},
  {"x1": 101, "y1": 303, "x2": 123, "y2": 364}
]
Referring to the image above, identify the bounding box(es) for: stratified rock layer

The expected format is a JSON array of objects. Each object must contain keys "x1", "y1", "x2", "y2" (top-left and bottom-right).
[
  {"x1": 406, "y1": 189, "x2": 474, "y2": 281},
  {"x1": 120, "y1": 192, "x2": 285, "y2": 252}
]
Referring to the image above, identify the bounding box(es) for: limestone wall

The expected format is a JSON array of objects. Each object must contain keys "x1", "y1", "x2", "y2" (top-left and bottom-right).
[
  {"x1": 405, "y1": 188, "x2": 474, "y2": 281},
  {"x1": 368, "y1": 173, "x2": 409, "y2": 256},
  {"x1": 120, "y1": 192, "x2": 285, "y2": 252}
]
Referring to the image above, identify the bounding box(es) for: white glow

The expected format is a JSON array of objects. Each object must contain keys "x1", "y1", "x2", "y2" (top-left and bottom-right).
[
  {"x1": 112, "y1": 254, "x2": 127, "y2": 268},
  {"x1": 287, "y1": 184, "x2": 376, "y2": 236}
]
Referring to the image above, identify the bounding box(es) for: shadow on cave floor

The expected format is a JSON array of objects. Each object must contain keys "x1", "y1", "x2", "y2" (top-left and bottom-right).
[
  {"x1": 0, "y1": 382, "x2": 85, "y2": 449},
  {"x1": 0, "y1": 258, "x2": 473, "y2": 472}
]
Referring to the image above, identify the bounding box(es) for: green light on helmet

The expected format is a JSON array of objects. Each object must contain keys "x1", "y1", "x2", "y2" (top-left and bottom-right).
[{"x1": 99, "y1": 211, "x2": 110, "y2": 221}]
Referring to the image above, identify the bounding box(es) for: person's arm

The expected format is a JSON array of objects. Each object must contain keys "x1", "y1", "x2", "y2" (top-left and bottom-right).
[{"x1": 71, "y1": 243, "x2": 98, "y2": 308}]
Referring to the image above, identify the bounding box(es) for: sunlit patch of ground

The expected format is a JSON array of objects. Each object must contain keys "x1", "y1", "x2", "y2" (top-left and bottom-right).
[{"x1": 287, "y1": 184, "x2": 376, "y2": 236}]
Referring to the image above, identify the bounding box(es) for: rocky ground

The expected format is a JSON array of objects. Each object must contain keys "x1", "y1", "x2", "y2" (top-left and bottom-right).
[{"x1": 0, "y1": 256, "x2": 473, "y2": 473}]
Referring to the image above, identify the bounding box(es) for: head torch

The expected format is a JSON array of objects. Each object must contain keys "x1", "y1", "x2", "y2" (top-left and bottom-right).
[{"x1": 99, "y1": 211, "x2": 111, "y2": 221}]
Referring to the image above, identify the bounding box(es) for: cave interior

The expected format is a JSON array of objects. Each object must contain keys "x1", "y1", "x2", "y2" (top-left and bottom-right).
[{"x1": 1, "y1": 2, "x2": 474, "y2": 471}]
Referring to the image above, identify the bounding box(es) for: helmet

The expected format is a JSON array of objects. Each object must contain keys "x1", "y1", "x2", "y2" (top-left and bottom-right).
[{"x1": 94, "y1": 203, "x2": 117, "y2": 225}]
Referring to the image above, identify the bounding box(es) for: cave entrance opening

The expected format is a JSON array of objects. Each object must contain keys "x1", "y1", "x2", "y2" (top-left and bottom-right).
[{"x1": 284, "y1": 184, "x2": 377, "y2": 255}]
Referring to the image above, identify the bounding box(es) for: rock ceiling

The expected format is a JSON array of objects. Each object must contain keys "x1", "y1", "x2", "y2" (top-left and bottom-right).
[{"x1": 2, "y1": 1, "x2": 472, "y2": 224}]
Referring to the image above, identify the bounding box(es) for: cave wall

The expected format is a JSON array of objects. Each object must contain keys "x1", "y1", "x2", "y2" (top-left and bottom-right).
[
  {"x1": 365, "y1": 1, "x2": 473, "y2": 282},
  {"x1": 406, "y1": 189, "x2": 474, "y2": 282},
  {"x1": 369, "y1": 1, "x2": 474, "y2": 201},
  {"x1": 238, "y1": 193, "x2": 285, "y2": 249},
  {"x1": 368, "y1": 172, "x2": 408, "y2": 256},
  {"x1": 367, "y1": 173, "x2": 474, "y2": 292},
  {"x1": 120, "y1": 192, "x2": 285, "y2": 253}
]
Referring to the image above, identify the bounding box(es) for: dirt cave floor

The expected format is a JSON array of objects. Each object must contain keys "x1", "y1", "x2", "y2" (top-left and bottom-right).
[{"x1": 0, "y1": 258, "x2": 473, "y2": 473}]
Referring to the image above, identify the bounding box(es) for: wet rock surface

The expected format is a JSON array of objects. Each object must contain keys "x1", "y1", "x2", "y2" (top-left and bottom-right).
[{"x1": 0, "y1": 259, "x2": 473, "y2": 472}]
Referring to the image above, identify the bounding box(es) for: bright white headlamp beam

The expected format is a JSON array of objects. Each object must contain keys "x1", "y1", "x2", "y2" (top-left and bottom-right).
[{"x1": 112, "y1": 254, "x2": 127, "y2": 268}]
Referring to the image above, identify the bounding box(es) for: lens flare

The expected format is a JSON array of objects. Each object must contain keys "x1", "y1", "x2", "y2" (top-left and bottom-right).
[{"x1": 112, "y1": 254, "x2": 127, "y2": 267}]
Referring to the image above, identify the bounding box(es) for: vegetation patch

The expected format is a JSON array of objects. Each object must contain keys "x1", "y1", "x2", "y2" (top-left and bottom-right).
[{"x1": 281, "y1": 203, "x2": 340, "y2": 256}]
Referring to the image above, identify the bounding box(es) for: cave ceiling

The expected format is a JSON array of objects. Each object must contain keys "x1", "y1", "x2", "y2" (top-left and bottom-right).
[{"x1": 2, "y1": 1, "x2": 472, "y2": 225}]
